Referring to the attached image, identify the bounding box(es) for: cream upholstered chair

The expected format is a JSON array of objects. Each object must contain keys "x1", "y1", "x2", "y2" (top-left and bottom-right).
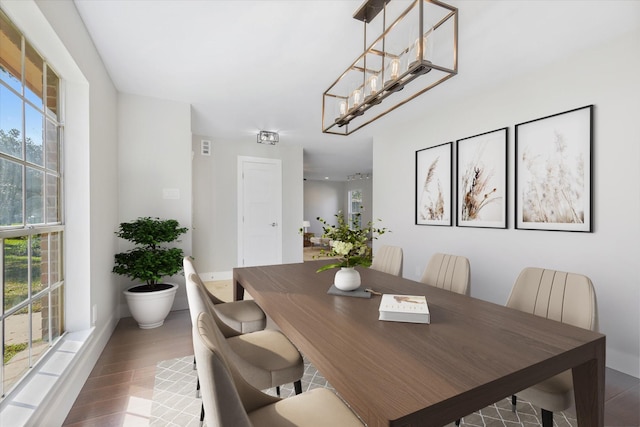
[
  {"x1": 370, "y1": 245, "x2": 403, "y2": 276},
  {"x1": 193, "y1": 311, "x2": 364, "y2": 427},
  {"x1": 420, "y1": 253, "x2": 470, "y2": 295},
  {"x1": 507, "y1": 267, "x2": 598, "y2": 427},
  {"x1": 186, "y1": 273, "x2": 304, "y2": 424},
  {"x1": 183, "y1": 256, "x2": 266, "y2": 333}
]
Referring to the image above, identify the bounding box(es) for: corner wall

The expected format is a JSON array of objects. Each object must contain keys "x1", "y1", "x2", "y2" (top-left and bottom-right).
[
  {"x1": 117, "y1": 94, "x2": 193, "y2": 312},
  {"x1": 373, "y1": 29, "x2": 640, "y2": 376}
]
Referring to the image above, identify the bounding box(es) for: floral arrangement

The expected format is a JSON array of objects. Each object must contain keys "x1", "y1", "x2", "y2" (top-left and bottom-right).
[{"x1": 315, "y1": 211, "x2": 387, "y2": 272}]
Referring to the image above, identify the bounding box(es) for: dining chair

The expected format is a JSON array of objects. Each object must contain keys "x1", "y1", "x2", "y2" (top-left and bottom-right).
[
  {"x1": 370, "y1": 245, "x2": 403, "y2": 276},
  {"x1": 183, "y1": 256, "x2": 266, "y2": 334},
  {"x1": 507, "y1": 267, "x2": 598, "y2": 427},
  {"x1": 186, "y1": 273, "x2": 304, "y2": 425},
  {"x1": 193, "y1": 310, "x2": 364, "y2": 427},
  {"x1": 420, "y1": 253, "x2": 470, "y2": 295}
]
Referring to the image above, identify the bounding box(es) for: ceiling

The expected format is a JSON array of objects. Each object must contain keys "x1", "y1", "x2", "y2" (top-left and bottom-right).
[{"x1": 72, "y1": 0, "x2": 638, "y2": 181}]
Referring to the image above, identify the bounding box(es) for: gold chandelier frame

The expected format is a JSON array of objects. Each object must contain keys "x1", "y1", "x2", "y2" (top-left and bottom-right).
[{"x1": 322, "y1": 0, "x2": 458, "y2": 136}]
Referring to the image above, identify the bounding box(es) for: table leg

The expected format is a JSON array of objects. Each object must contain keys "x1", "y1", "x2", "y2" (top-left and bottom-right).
[
  {"x1": 572, "y1": 342, "x2": 605, "y2": 427},
  {"x1": 234, "y1": 279, "x2": 245, "y2": 302}
]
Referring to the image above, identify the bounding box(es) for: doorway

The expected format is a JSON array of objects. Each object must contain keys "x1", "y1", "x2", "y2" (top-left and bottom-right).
[{"x1": 237, "y1": 156, "x2": 282, "y2": 267}]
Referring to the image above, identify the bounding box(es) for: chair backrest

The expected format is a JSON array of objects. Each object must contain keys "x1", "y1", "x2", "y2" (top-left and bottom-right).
[
  {"x1": 183, "y1": 256, "x2": 225, "y2": 304},
  {"x1": 507, "y1": 267, "x2": 597, "y2": 331},
  {"x1": 185, "y1": 272, "x2": 240, "y2": 338},
  {"x1": 370, "y1": 245, "x2": 403, "y2": 276},
  {"x1": 420, "y1": 253, "x2": 470, "y2": 295},
  {"x1": 194, "y1": 311, "x2": 280, "y2": 427}
]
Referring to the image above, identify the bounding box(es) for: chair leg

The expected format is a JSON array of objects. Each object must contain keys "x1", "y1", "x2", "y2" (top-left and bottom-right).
[
  {"x1": 196, "y1": 376, "x2": 200, "y2": 398},
  {"x1": 541, "y1": 409, "x2": 553, "y2": 427},
  {"x1": 294, "y1": 380, "x2": 302, "y2": 395},
  {"x1": 199, "y1": 402, "x2": 205, "y2": 427},
  {"x1": 455, "y1": 418, "x2": 461, "y2": 426},
  {"x1": 193, "y1": 355, "x2": 197, "y2": 370},
  {"x1": 511, "y1": 395, "x2": 517, "y2": 412},
  {"x1": 276, "y1": 385, "x2": 280, "y2": 396}
]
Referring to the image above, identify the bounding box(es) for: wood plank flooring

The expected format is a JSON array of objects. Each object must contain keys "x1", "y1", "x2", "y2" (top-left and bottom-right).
[{"x1": 63, "y1": 308, "x2": 639, "y2": 426}]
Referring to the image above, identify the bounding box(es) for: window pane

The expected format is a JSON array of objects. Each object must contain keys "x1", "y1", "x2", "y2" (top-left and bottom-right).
[
  {"x1": 0, "y1": 158, "x2": 23, "y2": 226},
  {"x1": 49, "y1": 232, "x2": 62, "y2": 285},
  {"x1": 26, "y1": 167, "x2": 43, "y2": 225},
  {"x1": 31, "y1": 233, "x2": 44, "y2": 293},
  {"x1": 0, "y1": 10, "x2": 22, "y2": 94},
  {"x1": 3, "y1": 310, "x2": 30, "y2": 394},
  {"x1": 45, "y1": 173, "x2": 59, "y2": 223},
  {"x1": 50, "y1": 284, "x2": 63, "y2": 342},
  {"x1": 45, "y1": 118, "x2": 58, "y2": 170},
  {"x1": 0, "y1": 85, "x2": 23, "y2": 159},
  {"x1": 31, "y1": 294, "x2": 48, "y2": 367},
  {"x1": 25, "y1": 104, "x2": 43, "y2": 166},
  {"x1": 24, "y1": 44, "x2": 43, "y2": 108},
  {"x1": 4, "y1": 236, "x2": 29, "y2": 311},
  {"x1": 45, "y1": 66, "x2": 58, "y2": 119}
]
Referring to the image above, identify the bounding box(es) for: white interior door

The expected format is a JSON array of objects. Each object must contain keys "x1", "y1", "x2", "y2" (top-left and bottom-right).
[{"x1": 238, "y1": 156, "x2": 282, "y2": 267}]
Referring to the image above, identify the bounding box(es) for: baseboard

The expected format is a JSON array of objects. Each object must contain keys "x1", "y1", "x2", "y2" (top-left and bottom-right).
[{"x1": 23, "y1": 312, "x2": 117, "y2": 427}]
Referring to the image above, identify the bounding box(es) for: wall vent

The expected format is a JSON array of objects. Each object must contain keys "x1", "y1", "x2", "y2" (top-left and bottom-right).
[{"x1": 201, "y1": 139, "x2": 211, "y2": 156}]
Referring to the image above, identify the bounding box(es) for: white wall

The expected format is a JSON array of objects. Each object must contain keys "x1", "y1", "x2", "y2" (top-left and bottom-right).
[
  {"x1": 118, "y1": 94, "x2": 193, "y2": 312},
  {"x1": 373, "y1": 29, "x2": 640, "y2": 377},
  {"x1": 191, "y1": 135, "x2": 303, "y2": 278},
  {"x1": 304, "y1": 180, "x2": 346, "y2": 235}
]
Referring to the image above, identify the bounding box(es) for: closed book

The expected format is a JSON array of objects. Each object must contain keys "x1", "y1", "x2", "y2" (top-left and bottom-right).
[{"x1": 378, "y1": 294, "x2": 430, "y2": 324}]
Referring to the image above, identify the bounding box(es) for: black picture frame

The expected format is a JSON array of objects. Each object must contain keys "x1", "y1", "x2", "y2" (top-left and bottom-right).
[
  {"x1": 456, "y1": 127, "x2": 508, "y2": 229},
  {"x1": 415, "y1": 142, "x2": 452, "y2": 226},
  {"x1": 515, "y1": 105, "x2": 593, "y2": 232}
]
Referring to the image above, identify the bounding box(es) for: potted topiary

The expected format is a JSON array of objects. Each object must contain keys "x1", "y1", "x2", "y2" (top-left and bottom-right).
[{"x1": 113, "y1": 217, "x2": 189, "y2": 329}]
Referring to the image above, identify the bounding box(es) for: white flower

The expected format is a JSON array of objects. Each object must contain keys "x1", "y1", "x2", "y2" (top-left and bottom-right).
[{"x1": 331, "y1": 240, "x2": 353, "y2": 256}]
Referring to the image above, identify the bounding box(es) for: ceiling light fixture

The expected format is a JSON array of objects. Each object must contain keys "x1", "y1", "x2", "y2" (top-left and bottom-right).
[
  {"x1": 322, "y1": 0, "x2": 458, "y2": 136},
  {"x1": 257, "y1": 130, "x2": 279, "y2": 144},
  {"x1": 347, "y1": 172, "x2": 371, "y2": 181}
]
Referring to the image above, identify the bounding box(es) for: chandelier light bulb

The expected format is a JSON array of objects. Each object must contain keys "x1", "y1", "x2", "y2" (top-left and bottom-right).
[
  {"x1": 369, "y1": 75, "x2": 379, "y2": 95},
  {"x1": 390, "y1": 58, "x2": 400, "y2": 80},
  {"x1": 339, "y1": 100, "x2": 347, "y2": 116},
  {"x1": 352, "y1": 89, "x2": 362, "y2": 108}
]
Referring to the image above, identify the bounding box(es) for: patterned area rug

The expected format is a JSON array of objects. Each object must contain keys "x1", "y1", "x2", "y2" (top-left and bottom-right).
[{"x1": 150, "y1": 355, "x2": 577, "y2": 427}]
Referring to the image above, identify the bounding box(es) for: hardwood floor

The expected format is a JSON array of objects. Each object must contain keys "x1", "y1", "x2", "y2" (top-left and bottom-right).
[
  {"x1": 63, "y1": 308, "x2": 639, "y2": 426},
  {"x1": 62, "y1": 310, "x2": 193, "y2": 427}
]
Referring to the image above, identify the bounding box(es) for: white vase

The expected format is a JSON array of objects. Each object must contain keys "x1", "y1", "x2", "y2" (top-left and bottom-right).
[
  {"x1": 334, "y1": 267, "x2": 361, "y2": 291},
  {"x1": 123, "y1": 283, "x2": 178, "y2": 329}
]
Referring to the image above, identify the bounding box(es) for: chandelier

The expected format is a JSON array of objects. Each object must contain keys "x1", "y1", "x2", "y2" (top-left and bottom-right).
[{"x1": 322, "y1": 0, "x2": 458, "y2": 136}]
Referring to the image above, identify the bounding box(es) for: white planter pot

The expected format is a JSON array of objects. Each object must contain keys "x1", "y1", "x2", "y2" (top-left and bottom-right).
[
  {"x1": 123, "y1": 283, "x2": 178, "y2": 329},
  {"x1": 334, "y1": 267, "x2": 361, "y2": 291}
]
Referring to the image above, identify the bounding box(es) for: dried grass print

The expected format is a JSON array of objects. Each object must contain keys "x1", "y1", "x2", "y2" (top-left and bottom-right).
[
  {"x1": 419, "y1": 156, "x2": 446, "y2": 221},
  {"x1": 522, "y1": 131, "x2": 584, "y2": 223},
  {"x1": 460, "y1": 142, "x2": 501, "y2": 221}
]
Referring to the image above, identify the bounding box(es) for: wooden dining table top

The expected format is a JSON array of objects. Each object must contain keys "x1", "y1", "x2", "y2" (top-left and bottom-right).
[{"x1": 233, "y1": 261, "x2": 605, "y2": 427}]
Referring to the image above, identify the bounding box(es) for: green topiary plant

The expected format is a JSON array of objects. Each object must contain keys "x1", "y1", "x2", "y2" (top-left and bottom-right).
[{"x1": 113, "y1": 217, "x2": 189, "y2": 291}]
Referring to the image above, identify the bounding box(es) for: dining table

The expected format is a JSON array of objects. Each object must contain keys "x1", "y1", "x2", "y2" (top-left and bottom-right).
[{"x1": 233, "y1": 260, "x2": 605, "y2": 427}]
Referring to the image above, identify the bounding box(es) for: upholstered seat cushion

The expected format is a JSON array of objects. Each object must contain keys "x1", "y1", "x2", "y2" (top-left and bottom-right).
[
  {"x1": 214, "y1": 299, "x2": 266, "y2": 333},
  {"x1": 516, "y1": 370, "x2": 573, "y2": 412},
  {"x1": 227, "y1": 329, "x2": 304, "y2": 390},
  {"x1": 249, "y1": 388, "x2": 362, "y2": 426}
]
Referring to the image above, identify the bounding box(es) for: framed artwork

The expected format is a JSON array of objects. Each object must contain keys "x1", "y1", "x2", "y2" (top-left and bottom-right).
[
  {"x1": 415, "y1": 142, "x2": 452, "y2": 226},
  {"x1": 515, "y1": 105, "x2": 593, "y2": 232},
  {"x1": 456, "y1": 127, "x2": 508, "y2": 228}
]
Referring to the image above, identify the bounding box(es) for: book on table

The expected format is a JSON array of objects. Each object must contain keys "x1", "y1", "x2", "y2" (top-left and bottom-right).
[{"x1": 378, "y1": 294, "x2": 430, "y2": 324}]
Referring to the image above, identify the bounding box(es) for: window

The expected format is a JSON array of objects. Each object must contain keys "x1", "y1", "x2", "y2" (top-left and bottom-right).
[
  {"x1": 0, "y1": 9, "x2": 64, "y2": 398},
  {"x1": 348, "y1": 189, "x2": 362, "y2": 229}
]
